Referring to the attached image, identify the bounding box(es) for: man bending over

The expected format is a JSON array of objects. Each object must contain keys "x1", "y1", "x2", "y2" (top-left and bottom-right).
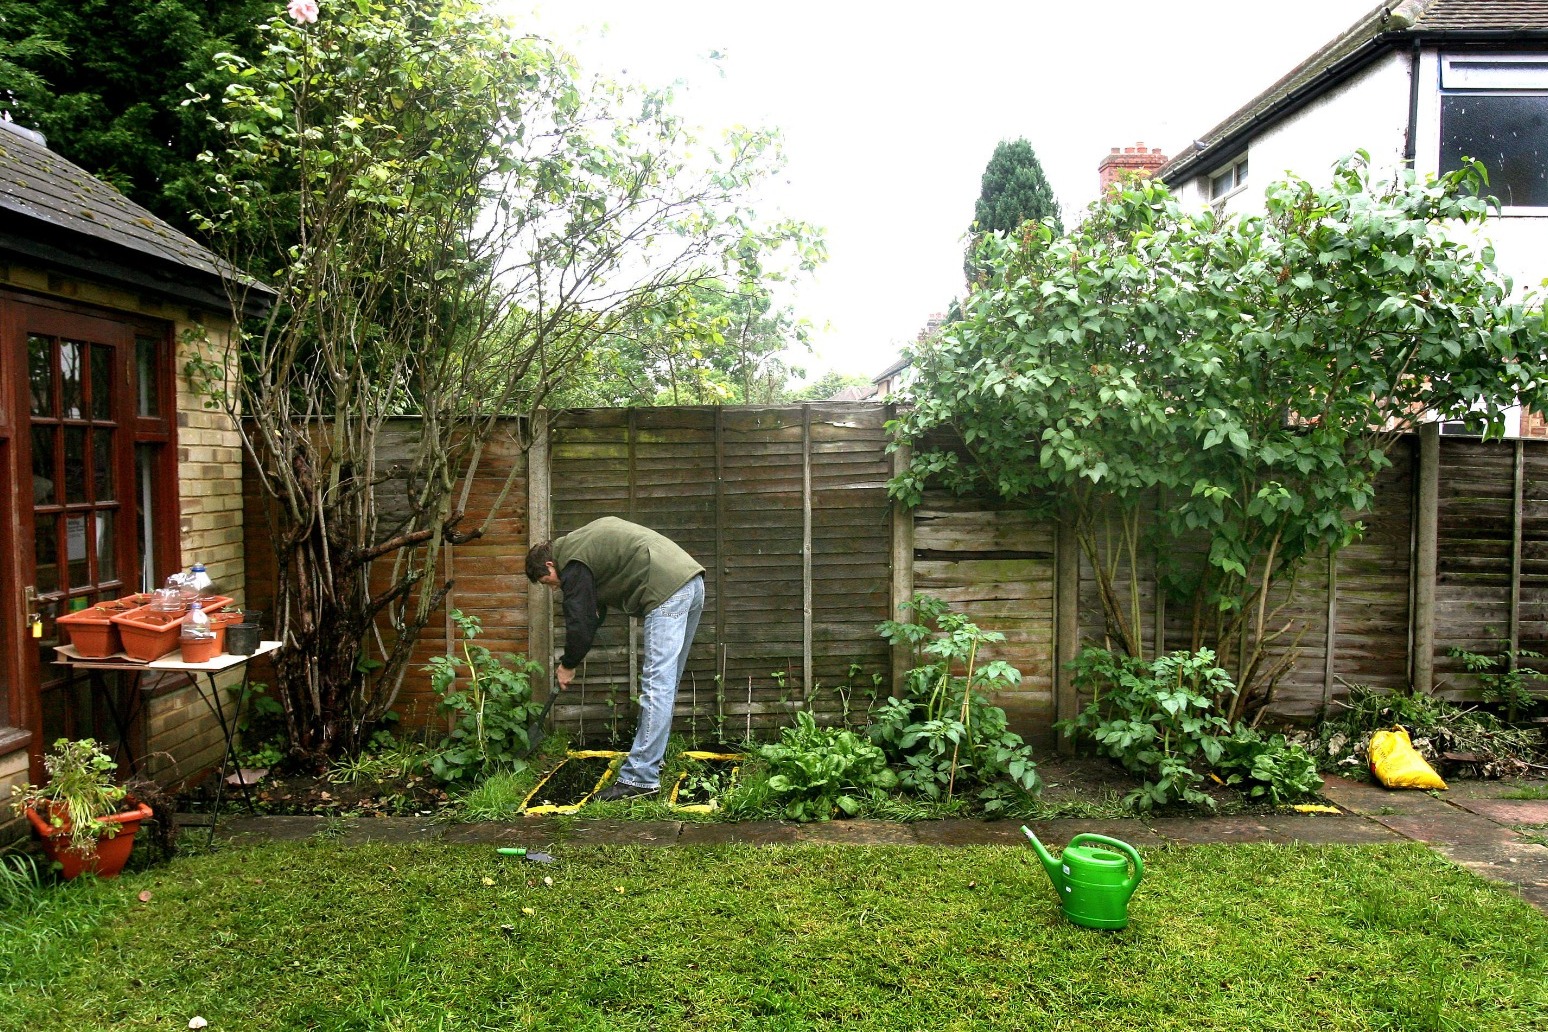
[{"x1": 525, "y1": 517, "x2": 705, "y2": 801}]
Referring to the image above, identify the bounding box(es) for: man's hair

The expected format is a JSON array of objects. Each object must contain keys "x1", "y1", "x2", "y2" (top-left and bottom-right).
[{"x1": 524, "y1": 541, "x2": 554, "y2": 583}]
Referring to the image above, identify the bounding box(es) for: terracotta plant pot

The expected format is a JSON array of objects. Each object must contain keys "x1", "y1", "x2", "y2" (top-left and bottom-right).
[
  {"x1": 179, "y1": 635, "x2": 220, "y2": 664},
  {"x1": 207, "y1": 611, "x2": 244, "y2": 653},
  {"x1": 26, "y1": 799, "x2": 154, "y2": 880},
  {"x1": 55, "y1": 606, "x2": 121, "y2": 658}
]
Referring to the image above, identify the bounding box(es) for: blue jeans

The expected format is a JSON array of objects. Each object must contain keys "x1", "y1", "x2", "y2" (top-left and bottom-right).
[{"x1": 617, "y1": 575, "x2": 704, "y2": 789}]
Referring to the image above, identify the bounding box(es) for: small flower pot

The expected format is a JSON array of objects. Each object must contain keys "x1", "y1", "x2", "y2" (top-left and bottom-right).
[
  {"x1": 225, "y1": 622, "x2": 262, "y2": 656},
  {"x1": 179, "y1": 635, "x2": 220, "y2": 664},
  {"x1": 26, "y1": 799, "x2": 154, "y2": 880},
  {"x1": 207, "y1": 611, "x2": 244, "y2": 653}
]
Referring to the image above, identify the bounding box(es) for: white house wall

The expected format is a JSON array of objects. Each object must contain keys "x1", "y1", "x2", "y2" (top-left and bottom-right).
[{"x1": 1178, "y1": 51, "x2": 1413, "y2": 216}]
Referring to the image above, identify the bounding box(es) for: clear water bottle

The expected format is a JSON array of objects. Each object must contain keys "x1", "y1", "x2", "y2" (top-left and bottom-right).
[
  {"x1": 181, "y1": 601, "x2": 213, "y2": 642},
  {"x1": 188, "y1": 562, "x2": 215, "y2": 602}
]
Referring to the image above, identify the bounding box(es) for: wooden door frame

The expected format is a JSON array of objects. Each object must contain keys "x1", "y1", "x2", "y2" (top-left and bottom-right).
[{"x1": 1, "y1": 288, "x2": 181, "y2": 779}]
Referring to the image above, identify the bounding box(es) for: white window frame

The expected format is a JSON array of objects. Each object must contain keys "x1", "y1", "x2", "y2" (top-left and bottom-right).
[{"x1": 1208, "y1": 153, "x2": 1249, "y2": 201}]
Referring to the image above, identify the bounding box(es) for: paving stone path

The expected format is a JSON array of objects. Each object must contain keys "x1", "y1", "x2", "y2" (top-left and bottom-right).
[{"x1": 197, "y1": 773, "x2": 1548, "y2": 912}]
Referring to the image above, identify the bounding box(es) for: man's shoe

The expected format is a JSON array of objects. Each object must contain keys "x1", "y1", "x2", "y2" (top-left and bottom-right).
[{"x1": 596, "y1": 781, "x2": 656, "y2": 803}]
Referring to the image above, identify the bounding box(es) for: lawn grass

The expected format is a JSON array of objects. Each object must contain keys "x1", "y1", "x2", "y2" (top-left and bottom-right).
[{"x1": 2, "y1": 840, "x2": 1545, "y2": 1030}]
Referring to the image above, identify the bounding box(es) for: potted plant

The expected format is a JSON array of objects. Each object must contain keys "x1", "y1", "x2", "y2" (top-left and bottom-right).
[{"x1": 9, "y1": 738, "x2": 154, "y2": 879}]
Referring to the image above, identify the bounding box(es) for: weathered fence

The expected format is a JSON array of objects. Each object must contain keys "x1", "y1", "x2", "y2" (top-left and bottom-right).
[{"x1": 242, "y1": 414, "x2": 1548, "y2": 746}]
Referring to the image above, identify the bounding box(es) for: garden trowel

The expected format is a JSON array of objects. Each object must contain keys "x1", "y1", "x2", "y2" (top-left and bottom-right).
[
  {"x1": 520, "y1": 679, "x2": 562, "y2": 759},
  {"x1": 497, "y1": 846, "x2": 555, "y2": 864}
]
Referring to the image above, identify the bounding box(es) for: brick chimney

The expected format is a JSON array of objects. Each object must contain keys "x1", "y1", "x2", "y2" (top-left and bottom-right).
[{"x1": 1098, "y1": 142, "x2": 1169, "y2": 195}]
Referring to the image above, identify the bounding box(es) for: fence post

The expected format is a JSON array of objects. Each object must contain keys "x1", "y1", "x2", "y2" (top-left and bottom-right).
[
  {"x1": 527, "y1": 408, "x2": 553, "y2": 697},
  {"x1": 1510, "y1": 438, "x2": 1525, "y2": 666},
  {"x1": 889, "y1": 426, "x2": 913, "y2": 699},
  {"x1": 801, "y1": 405, "x2": 814, "y2": 702},
  {"x1": 1055, "y1": 519, "x2": 1079, "y2": 755},
  {"x1": 1412, "y1": 423, "x2": 1440, "y2": 694}
]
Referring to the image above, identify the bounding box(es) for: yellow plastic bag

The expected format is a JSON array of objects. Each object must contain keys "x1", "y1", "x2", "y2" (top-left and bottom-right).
[{"x1": 1368, "y1": 726, "x2": 1447, "y2": 790}]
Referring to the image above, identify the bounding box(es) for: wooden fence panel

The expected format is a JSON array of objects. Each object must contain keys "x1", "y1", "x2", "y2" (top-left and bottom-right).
[
  {"x1": 1434, "y1": 438, "x2": 1518, "y2": 695},
  {"x1": 546, "y1": 403, "x2": 893, "y2": 745},
  {"x1": 239, "y1": 420, "x2": 1548, "y2": 746},
  {"x1": 912, "y1": 496, "x2": 1057, "y2": 743}
]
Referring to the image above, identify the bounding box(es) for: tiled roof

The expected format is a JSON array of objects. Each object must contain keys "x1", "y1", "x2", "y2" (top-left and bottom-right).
[
  {"x1": 0, "y1": 119, "x2": 263, "y2": 295},
  {"x1": 1156, "y1": 0, "x2": 1548, "y2": 184},
  {"x1": 1420, "y1": 0, "x2": 1548, "y2": 31}
]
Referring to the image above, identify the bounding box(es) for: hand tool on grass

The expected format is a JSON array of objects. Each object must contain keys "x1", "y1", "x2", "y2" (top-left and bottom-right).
[{"x1": 497, "y1": 846, "x2": 555, "y2": 864}]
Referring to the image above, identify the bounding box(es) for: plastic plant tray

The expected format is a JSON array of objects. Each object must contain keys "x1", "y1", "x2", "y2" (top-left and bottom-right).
[
  {"x1": 668, "y1": 751, "x2": 743, "y2": 813},
  {"x1": 109, "y1": 596, "x2": 233, "y2": 661},
  {"x1": 521, "y1": 750, "x2": 625, "y2": 816},
  {"x1": 54, "y1": 594, "x2": 162, "y2": 657}
]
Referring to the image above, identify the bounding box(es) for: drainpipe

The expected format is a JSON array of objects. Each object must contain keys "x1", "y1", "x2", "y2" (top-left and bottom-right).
[{"x1": 1403, "y1": 38, "x2": 1422, "y2": 167}]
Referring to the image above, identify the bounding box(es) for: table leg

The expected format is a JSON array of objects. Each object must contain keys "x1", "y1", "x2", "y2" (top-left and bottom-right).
[{"x1": 200, "y1": 668, "x2": 256, "y2": 846}]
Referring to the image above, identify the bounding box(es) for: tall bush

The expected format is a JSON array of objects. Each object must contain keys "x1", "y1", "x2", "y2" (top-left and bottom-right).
[{"x1": 893, "y1": 155, "x2": 1548, "y2": 716}]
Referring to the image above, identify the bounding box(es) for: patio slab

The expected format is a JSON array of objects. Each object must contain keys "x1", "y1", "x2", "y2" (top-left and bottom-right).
[
  {"x1": 1317, "y1": 774, "x2": 1453, "y2": 816},
  {"x1": 790, "y1": 820, "x2": 916, "y2": 846},
  {"x1": 907, "y1": 820, "x2": 1031, "y2": 847},
  {"x1": 1146, "y1": 816, "x2": 1290, "y2": 846},
  {"x1": 1368, "y1": 811, "x2": 1518, "y2": 847},
  {"x1": 553, "y1": 819, "x2": 682, "y2": 847},
  {"x1": 1449, "y1": 798, "x2": 1548, "y2": 827},
  {"x1": 1256, "y1": 813, "x2": 1404, "y2": 845}
]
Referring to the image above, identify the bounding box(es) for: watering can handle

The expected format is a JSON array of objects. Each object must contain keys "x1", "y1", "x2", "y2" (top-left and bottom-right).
[{"x1": 1067, "y1": 833, "x2": 1145, "y2": 891}]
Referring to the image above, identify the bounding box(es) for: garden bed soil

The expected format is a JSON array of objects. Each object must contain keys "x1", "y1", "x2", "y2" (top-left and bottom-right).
[
  {"x1": 179, "y1": 771, "x2": 450, "y2": 818},
  {"x1": 527, "y1": 754, "x2": 618, "y2": 809},
  {"x1": 671, "y1": 757, "x2": 741, "y2": 808}
]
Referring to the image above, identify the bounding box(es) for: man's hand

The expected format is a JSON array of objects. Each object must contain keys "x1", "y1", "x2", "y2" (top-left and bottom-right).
[{"x1": 556, "y1": 664, "x2": 575, "y2": 689}]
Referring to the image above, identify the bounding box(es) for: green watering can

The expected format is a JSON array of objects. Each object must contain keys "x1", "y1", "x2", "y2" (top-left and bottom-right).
[{"x1": 1021, "y1": 826, "x2": 1144, "y2": 930}]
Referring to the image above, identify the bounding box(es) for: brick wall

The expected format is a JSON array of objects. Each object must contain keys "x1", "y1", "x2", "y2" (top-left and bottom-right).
[{"x1": 242, "y1": 420, "x2": 531, "y2": 735}]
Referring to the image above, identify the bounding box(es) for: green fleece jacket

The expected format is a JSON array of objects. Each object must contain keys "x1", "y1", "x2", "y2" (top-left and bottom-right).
[{"x1": 551, "y1": 517, "x2": 703, "y2": 619}]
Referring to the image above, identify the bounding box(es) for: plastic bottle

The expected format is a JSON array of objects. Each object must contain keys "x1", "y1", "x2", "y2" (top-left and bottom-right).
[
  {"x1": 188, "y1": 562, "x2": 214, "y2": 599},
  {"x1": 181, "y1": 601, "x2": 213, "y2": 642},
  {"x1": 170, "y1": 573, "x2": 197, "y2": 607}
]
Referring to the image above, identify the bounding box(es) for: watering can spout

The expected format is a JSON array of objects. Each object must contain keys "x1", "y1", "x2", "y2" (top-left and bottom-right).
[{"x1": 1021, "y1": 825, "x2": 1064, "y2": 890}]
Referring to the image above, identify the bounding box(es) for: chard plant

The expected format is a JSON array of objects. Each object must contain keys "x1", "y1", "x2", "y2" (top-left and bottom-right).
[{"x1": 758, "y1": 711, "x2": 896, "y2": 821}]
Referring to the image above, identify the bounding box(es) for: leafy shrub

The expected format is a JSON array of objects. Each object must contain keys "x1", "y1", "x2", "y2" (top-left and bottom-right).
[
  {"x1": 1061, "y1": 648, "x2": 1320, "y2": 810},
  {"x1": 871, "y1": 594, "x2": 1041, "y2": 811},
  {"x1": 1447, "y1": 642, "x2": 1547, "y2": 723},
  {"x1": 758, "y1": 711, "x2": 896, "y2": 821},
  {"x1": 424, "y1": 610, "x2": 546, "y2": 784}
]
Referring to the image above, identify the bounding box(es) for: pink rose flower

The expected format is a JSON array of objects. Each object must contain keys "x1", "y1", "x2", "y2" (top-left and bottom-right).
[{"x1": 287, "y1": 0, "x2": 319, "y2": 24}]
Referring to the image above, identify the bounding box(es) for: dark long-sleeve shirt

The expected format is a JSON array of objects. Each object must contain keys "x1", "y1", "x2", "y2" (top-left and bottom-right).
[{"x1": 558, "y1": 560, "x2": 606, "y2": 669}]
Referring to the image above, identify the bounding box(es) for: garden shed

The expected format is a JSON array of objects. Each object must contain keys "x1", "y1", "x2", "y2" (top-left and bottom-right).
[{"x1": 0, "y1": 117, "x2": 269, "y2": 840}]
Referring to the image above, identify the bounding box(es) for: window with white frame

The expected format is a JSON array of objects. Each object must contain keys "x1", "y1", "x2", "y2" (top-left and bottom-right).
[
  {"x1": 1208, "y1": 154, "x2": 1248, "y2": 199},
  {"x1": 1439, "y1": 54, "x2": 1548, "y2": 210}
]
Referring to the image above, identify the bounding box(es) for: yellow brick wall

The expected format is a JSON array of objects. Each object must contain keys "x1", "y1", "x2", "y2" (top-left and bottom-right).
[{"x1": 0, "y1": 744, "x2": 29, "y2": 849}]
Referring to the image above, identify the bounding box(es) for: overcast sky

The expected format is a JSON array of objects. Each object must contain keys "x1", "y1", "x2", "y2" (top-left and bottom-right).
[{"x1": 505, "y1": 0, "x2": 1380, "y2": 383}]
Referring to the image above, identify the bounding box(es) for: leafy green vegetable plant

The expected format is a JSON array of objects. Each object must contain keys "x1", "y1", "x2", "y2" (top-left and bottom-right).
[
  {"x1": 9, "y1": 738, "x2": 130, "y2": 854},
  {"x1": 758, "y1": 711, "x2": 896, "y2": 821},
  {"x1": 872, "y1": 594, "x2": 1041, "y2": 811},
  {"x1": 424, "y1": 610, "x2": 546, "y2": 784}
]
